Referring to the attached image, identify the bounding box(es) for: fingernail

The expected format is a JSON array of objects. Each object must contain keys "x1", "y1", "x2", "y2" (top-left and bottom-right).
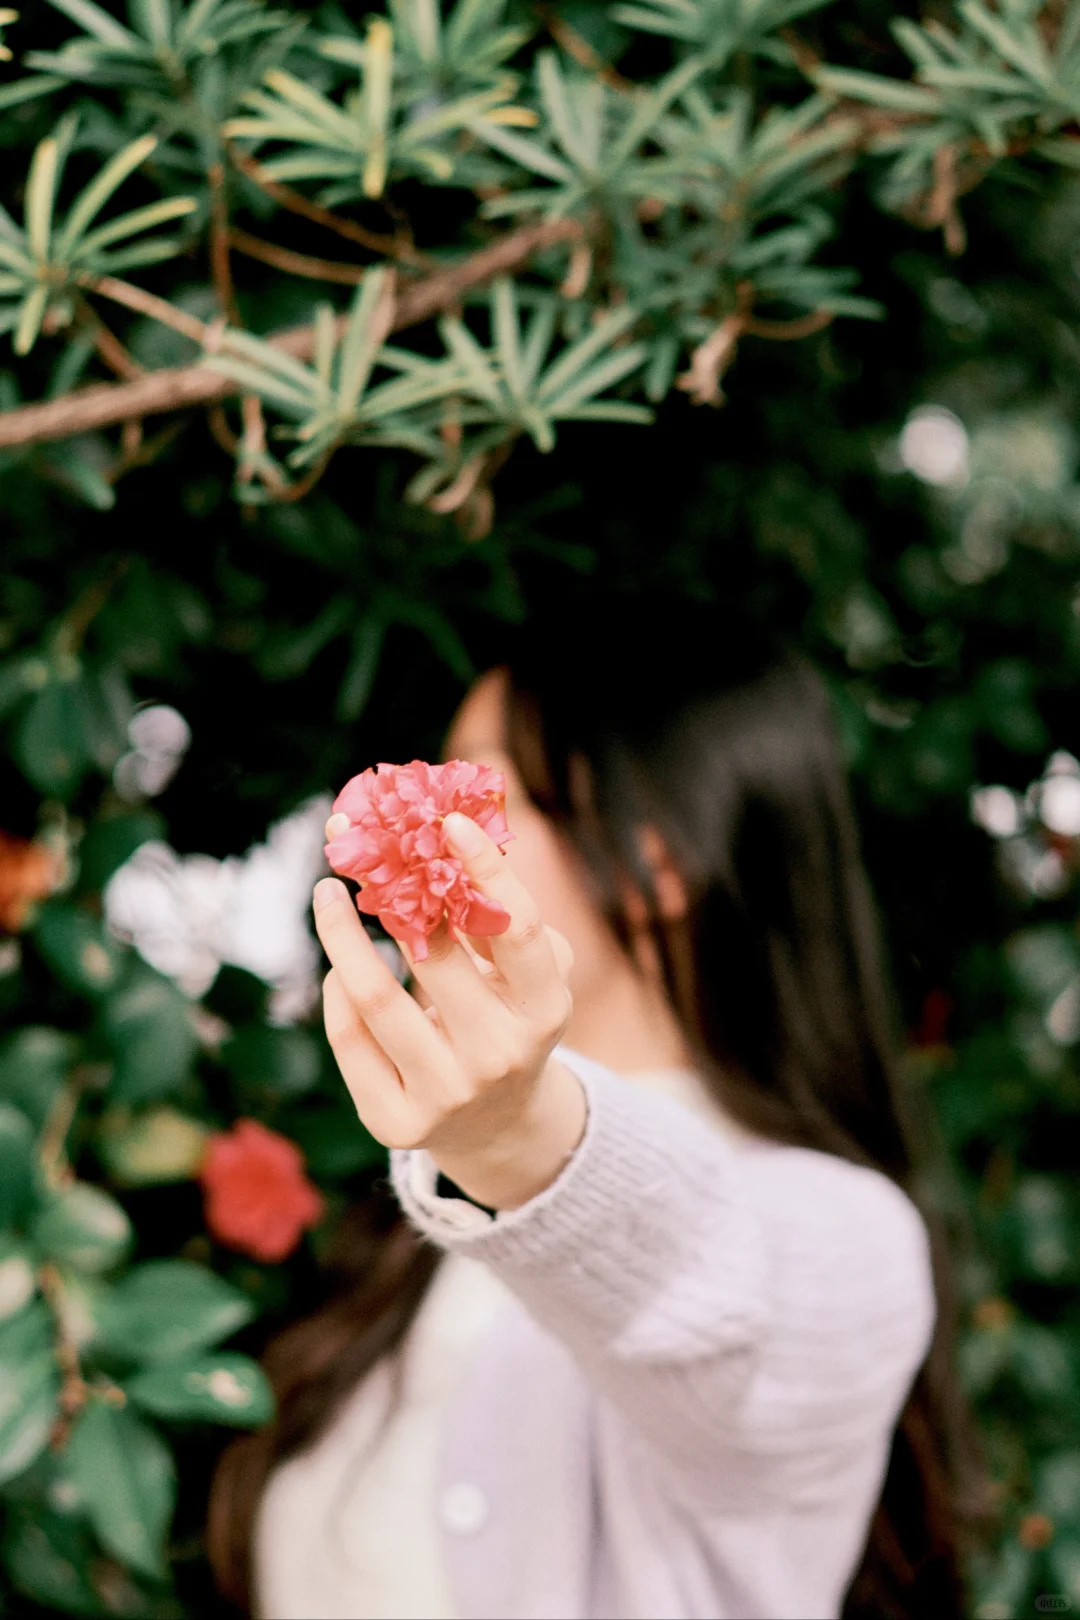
[
  {"x1": 444, "y1": 812, "x2": 484, "y2": 854},
  {"x1": 313, "y1": 877, "x2": 344, "y2": 913}
]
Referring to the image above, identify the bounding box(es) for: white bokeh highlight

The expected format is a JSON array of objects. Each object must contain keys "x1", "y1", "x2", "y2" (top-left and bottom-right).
[
  {"x1": 970, "y1": 785, "x2": 1022, "y2": 840},
  {"x1": 898, "y1": 405, "x2": 970, "y2": 487},
  {"x1": 113, "y1": 704, "x2": 192, "y2": 801}
]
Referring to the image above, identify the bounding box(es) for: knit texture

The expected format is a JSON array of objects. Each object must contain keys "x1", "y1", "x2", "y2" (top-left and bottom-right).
[{"x1": 387, "y1": 1049, "x2": 936, "y2": 1617}]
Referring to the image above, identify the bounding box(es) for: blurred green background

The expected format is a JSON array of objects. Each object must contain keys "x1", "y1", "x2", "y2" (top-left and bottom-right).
[{"x1": 3, "y1": 1, "x2": 1080, "y2": 1616}]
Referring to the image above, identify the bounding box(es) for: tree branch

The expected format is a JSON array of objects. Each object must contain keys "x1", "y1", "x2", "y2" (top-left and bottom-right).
[
  {"x1": 228, "y1": 226, "x2": 372, "y2": 285},
  {"x1": 0, "y1": 218, "x2": 582, "y2": 451},
  {"x1": 228, "y1": 145, "x2": 424, "y2": 264}
]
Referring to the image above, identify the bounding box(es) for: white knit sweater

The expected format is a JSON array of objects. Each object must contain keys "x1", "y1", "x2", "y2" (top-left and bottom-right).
[{"x1": 258, "y1": 1048, "x2": 935, "y2": 1620}]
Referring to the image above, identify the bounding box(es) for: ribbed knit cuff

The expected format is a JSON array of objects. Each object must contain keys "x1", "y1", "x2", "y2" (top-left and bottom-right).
[{"x1": 391, "y1": 1048, "x2": 771, "y2": 1353}]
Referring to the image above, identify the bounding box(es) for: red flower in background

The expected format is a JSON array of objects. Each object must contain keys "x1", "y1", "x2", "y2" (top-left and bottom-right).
[
  {"x1": 0, "y1": 831, "x2": 62, "y2": 933},
  {"x1": 199, "y1": 1119, "x2": 324, "y2": 1263},
  {"x1": 324, "y1": 759, "x2": 513, "y2": 960},
  {"x1": 912, "y1": 989, "x2": 953, "y2": 1050}
]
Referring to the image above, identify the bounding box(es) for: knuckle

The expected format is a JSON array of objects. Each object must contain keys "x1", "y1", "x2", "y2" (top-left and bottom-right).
[
  {"x1": 509, "y1": 906, "x2": 545, "y2": 951},
  {"x1": 476, "y1": 1032, "x2": 529, "y2": 1084},
  {"x1": 354, "y1": 979, "x2": 399, "y2": 1022},
  {"x1": 471, "y1": 848, "x2": 504, "y2": 883}
]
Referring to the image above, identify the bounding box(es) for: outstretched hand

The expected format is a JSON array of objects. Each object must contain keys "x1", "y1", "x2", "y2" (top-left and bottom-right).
[{"x1": 313, "y1": 809, "x2": 586, "y2": 1210}]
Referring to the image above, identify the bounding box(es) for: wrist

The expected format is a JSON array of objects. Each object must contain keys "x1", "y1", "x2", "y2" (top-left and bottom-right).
[{"x1": 428, "y1": 1056, "x2": 586, "y2": 1211}]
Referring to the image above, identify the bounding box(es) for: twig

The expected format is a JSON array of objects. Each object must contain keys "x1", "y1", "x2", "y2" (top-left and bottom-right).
[
  {"x1": 744, "y1": 308, "x2": 834, "y2": 340},
  {"x1": 0, "y1": 218, "x2": 582, "y2": 450},
  {"x1": 228, "y1": 226, "x2": 371, "y2": 285},
  {"x1": 229, "y1": 145, "x2": 424, "y2": 264},
  {"x1": 54, "y1": 574, "x2": 129, "y2": 659},
  {"x1": 560, "y1": 241, "x2": 592, "y2": 299},
  {"x1": 39, "y1": 1262, "x2": 89, "y2": 1437},
  {"x1": 924, "y1": 142, "x2": 967, "y2": 256},
  {"x1": 208, "y1": 162, "x2": 240, "y2": 322},
  {"x1": 88, "y1": 320, "x2": 143, "y2": 382},
  {"x1": 237, "y1": 392, "x2": 288, "y2": 499},
  {"x1": 207, "y1": 402, "x2": 240, "y2": 455},
  {"x1": 77, "y1": 273, "x2": 209, "y2": 344},
  {"x1": 109, "y1": 419, "x2": 184, "y2": 482},
  {"x1": 535, "y1": 4, "x2": 633, "y2": 91},
  {"x1": 120, "y1": 417, "x2": 143, "y2": 459}
]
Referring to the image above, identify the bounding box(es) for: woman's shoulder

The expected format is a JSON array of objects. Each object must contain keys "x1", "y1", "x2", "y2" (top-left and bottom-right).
[
  {"x1": 740, "y1": 1133, "x2": 930, "y2": 1255},
  {"x1": 735, "y1": 1136, "x2": 936, "y2": 1379}
]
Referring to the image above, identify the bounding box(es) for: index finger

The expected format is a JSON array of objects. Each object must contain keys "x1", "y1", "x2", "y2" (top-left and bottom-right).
[{"x1": 443, "y1": 812, "x2": 560, "y2": 1007}]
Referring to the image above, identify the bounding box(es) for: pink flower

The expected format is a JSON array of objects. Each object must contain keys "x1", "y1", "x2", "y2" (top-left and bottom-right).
[
  {"x1": 324, "y1": 760, "x2": 513, "y2": 960},
  {"x1": 199, "y1": 1120, "x2": 324, "y2": 1264}
]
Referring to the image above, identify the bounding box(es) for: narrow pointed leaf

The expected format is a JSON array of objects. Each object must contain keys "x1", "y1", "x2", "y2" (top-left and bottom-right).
[
  {"x1": 76, "y1": 194, "x2": 197, "y2": 256},
  {"x1": 536, "y1": 305, "x2": 639, "y2": 403},
  {"x1": 25, "y1": 138, "x2": 60, "y2": 262},
  {"x1": 57, "y1": 135, "x2": 159, "y2": 258},
  {"x1": 13, "y1": 285, "x2": 49, "y2": 357},
  {"x1": 46, "y1": 0, "x2": 140, "y2": 49}
]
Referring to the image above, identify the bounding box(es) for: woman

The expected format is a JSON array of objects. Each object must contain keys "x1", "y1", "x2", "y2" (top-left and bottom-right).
[{"x1": 210, "y1": 605, "x2": 970, "y2": 1620}]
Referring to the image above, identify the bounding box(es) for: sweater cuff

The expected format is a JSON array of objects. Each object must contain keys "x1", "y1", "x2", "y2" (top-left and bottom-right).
[{"x1": 389, "y1": 1048, "x2": 769, "y2": 1353}]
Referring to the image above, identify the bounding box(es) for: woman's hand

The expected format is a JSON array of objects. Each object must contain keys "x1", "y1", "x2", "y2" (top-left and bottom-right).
[{"x1": 313, "y1": 810, "x2": 585, "y2": 1211}]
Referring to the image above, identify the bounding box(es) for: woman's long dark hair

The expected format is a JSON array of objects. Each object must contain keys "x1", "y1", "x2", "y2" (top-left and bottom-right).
[{"x1": 210, "y1": 603, "x2": 981, "y2": 1617}]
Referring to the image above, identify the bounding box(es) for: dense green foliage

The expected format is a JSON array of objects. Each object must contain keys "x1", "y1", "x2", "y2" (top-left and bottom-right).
[{"x1": 2, "y1": 1, "x2": 1080, "y2": 1615}]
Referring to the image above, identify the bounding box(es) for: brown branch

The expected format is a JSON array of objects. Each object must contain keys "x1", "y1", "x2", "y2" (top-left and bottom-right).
[
  {"x1": 55, "y1": 574, "x2": 129, "y2": 658},
  {"x1": 536, "y1": 5, "x2": 633, "y2": 91},
  {"x1": 208, "y1": 162, "x2": 240, "y2": 322},
  {"x1": 744, "y1": 308, "x2": 834, "y2": 341},
  {"x1": 89, "y1": 320, "x2": 143, "y2": 382},
  {"x1": 109, "y1": 419, "x2": 184, "y2": 483},
  {"x1": 677, "y1": 288, "x2": 832, "y2": 405},
  {"x1": 924, "y1": 142, "x2": 967, "y2": 256},
  {"x1": 228, "y1": 145, "x2": 424, "y2": 263},
  {"x1": 40, "y1": 1262, "x2": 89, "y2": 1439},
  {"x1": 78, "y1": 273, "x2": 210, "y2": 344},
  {"x1": 0, "y1": 218, "x2": 582, "y2": 450},
  {"x1": 228, "y1": 226, "x2": 371, "y2": 285},
  {"x1": 207, "y1": 401, "x2": 240, "y2": 455}
]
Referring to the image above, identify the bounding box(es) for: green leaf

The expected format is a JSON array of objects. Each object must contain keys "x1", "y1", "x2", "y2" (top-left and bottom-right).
[
  {"x1": 0, "y1": 1104, "x2": 36, "y2": 1228},
  {"x1": 222, "y1": 1025, "x2": 321, "y2": 1096},
  {"x1": 0, "y1": 1026, "x2": 79, "y2": 1129},
  {"x1": 1007, "y1": 925, "x2": 1080, "y2": 1007},
  {"x1": 66, "y1": 1401, "x2": 175, "y2": 1580},
  {"x1": 97, "y1": 1106, "x2": 211, "y2": 1186},
  {"x1": 1048, "y1": 1535, "x2": 1080, "y2": 1609},
  {"x1": 56, "y1": 136, "x2": 160, "y2": 258},
  {"x1": 12, "y1": 675, "x2": 93, "y2": 797},
  {"x1": 32, "y1": 1184, "x2": 131, "y2": 1274},
  {"x1": 101, "y1": 962, "x2": 197, "y2": 1103},
  {"x1": 0, "y1": 75, "x2": 66, "y2": 113},
  {"x1": 34, "y1": 902, "x2": 123, "y2": 998},
  {"x1": 76, "y1": 810, "x2": 165, "y2": 894},
  {"x1": 97, "y1": 1260, "x2": 254, "y2": 1364},
  {"x1": 25, "y1": 134, "x2": 60, "y2": 264},
  {"x1": 337, "y1": 613, "x2": 386, "y2": 720},
  {"x1": 3, "y1": 1503, "x2": 108, "y2": 1617},
  {"x1": 126, "y1": 1351, "x2": 273, "y2": 1427},
  {"x1": 0, "y1": 1301, "x2": 59, "y2": 1486},
  {"x1": 0, "y1": 1235, "x2": 37, "y2": 1323}
]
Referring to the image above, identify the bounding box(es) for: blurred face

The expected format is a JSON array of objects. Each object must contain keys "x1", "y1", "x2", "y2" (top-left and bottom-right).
[{"x1": 443, "y1": 668, "x2": 630, "y2": 1009}]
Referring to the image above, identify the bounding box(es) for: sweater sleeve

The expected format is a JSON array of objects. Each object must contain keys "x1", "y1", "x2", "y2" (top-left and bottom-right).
[{"x1": 389, "y1": 1048, "x2": 936, "y2": 1509}]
